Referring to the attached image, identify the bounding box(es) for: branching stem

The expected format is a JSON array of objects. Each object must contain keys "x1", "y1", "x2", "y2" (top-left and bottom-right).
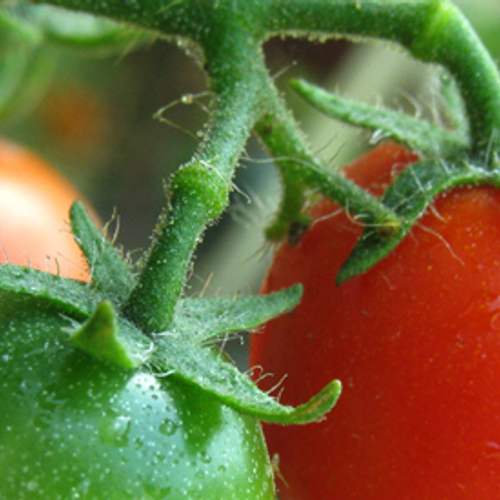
[
  {"x1": 255, "y1": 86, "x2": 400, "y2": 240},
  {"x1": 263, "y1": 0, "x2": 500, "y2": 156},
  {"x1": 23, "y1": 0, "x2": 500, "y2": 319},
  {"x1": 123, "y1": 33, "x2": 266, "y2": 332}
]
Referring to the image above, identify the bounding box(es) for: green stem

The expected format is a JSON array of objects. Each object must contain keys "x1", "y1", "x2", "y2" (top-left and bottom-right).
[
  {"x1": 30, "y1": 0, "x2": 500, "y2": 156},
  {"x1": 28, "y1": 0, "x2": 182, "y2": 35},
  {"x1": 256, "y1": 86, "x2": 399, "y2": 241},
  {"x1": 264, "y1": 0, "x2": 500, "y2": 156},
  {"x1": 24, "y1": 0, "x2": 500, "y2": 312},
  {"x1": 123, "y1": 175, "x2": 224, "y2": 334},
  {"x1": 412, "y1": 2, "x2": 500, "y2": 156},
  {"x1": 27, "y1": 1, "x2": 266, "y2": 45},
  {"x1": 123, "y1": 35, "x2": 266, "y2": 333}
]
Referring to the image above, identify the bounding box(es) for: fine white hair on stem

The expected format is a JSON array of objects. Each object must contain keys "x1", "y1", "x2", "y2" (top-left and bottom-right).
[
  {"x1": 415, "y1": 221, "x2": 465, "y2": 267},
  {"x1": 154, "y1": 90, "x2": 212, "y2": 139}
]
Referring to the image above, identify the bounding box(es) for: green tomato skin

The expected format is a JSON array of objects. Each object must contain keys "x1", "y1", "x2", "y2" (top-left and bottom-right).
[{"x1": 0, "y1": 300, "x2": 276, "y2": 500}]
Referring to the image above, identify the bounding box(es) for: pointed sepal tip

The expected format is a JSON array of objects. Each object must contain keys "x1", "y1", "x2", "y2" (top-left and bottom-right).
[{"x1": 69, "y1": 301, "x2": 142, "y2": 369}]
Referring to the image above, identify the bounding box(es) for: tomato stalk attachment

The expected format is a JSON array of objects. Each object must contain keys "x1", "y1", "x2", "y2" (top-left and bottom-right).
[
  {"x1": 123, "y1": 33, "x2": 266, "y2": 333},
  {"x1": 23, "y1": 0, "x2": 500, "y2": 250},
  {"x1": 255, "y1": 90, "x2": 402, "y2": 242},
  {"x1": 3, "y1": 1, "x2": 500, "y2": 497},
  {"x1": 6, "y1": 0, "x2": 500, "y2": 440},
  {"x1": 263, "y1": 0, "x2": 500, "y2": 157}
]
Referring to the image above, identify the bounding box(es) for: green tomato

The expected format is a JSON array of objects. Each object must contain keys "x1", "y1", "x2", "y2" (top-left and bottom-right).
[{"x1": 0, "y1": 298, "x2": 276, "y2": 500}]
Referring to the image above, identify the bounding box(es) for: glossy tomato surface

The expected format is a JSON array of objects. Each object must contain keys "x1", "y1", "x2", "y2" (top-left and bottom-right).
[
  {"x1": 250, "y1": 142, "x2": 500, "y2": 499},
  {"x1": 0, "y1": 297, "x2": 276, "y2": 500},
  {"x1": 0, "y1": 138, "x2": 91, "y2": 279}
]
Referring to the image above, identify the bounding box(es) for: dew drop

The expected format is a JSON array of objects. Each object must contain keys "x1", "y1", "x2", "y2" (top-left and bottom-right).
[
  {"x1": 159, "y1": 418, "x2": 178, "y2": 437},
  {"x1": 99, "y1": 412, "x2": 131, "y2": 447},
  {"x1": 485, "y1": 441, "x2": 500, "y2": 458},
  {"x1": 33, "y1": 412, "x2": 52, "y2": 431},
  {"x1": 198, "y1": 450, "x2": 211, "y2": 464},
  {"x1": 181, "y1": 94, "x2": 194, "y2": 105},
  {"x1": 26, "y1": 480, "x2": 38, "y2": 492},
  {"x1": 491, "y1": 312, "x2": 500, "y2": 331},
  {"x1": 143, "y1": 483, "x2": 172, "y2": 499},
  {"x1": 134, "y1": 436, "x2": 144, "y2": 450}
]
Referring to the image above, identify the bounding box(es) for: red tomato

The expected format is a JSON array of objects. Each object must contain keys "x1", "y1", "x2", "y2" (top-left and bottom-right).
[
  {"x1": 250, "y1": 142, "x2": 500, "y2": 499},
  {"x1": 0, "y1": 138, "x2": 93, "y2": 280}
]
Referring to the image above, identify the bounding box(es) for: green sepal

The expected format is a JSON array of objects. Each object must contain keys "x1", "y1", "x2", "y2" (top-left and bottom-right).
[
  {"x1": 0, "y1": 264, "x2": 99, "y2": 320},
  {"x1": 149, "y1": 285, "x2": 341, "y2": 424},
  {"x1": 69, "y1": 301, "x2": 153, "y2": 369},
  {"x1": 0, "y1": 261, "x2": 339, "y2": 421},
  {"x1": 290, "y1": 78, "x2": 469, "y2": 158},
  {"x1": 173, "y1": 284, "x2": 303, "y2": 342},
  {"x1": 337, "y1": 158, "x2": 500, "y2": 284},
  {"x1": 152, "y1": 331, "x2": 341, "y2": 425},
  {"x1": 70, "y1": 201, "x2": 136, "y2": 306}
]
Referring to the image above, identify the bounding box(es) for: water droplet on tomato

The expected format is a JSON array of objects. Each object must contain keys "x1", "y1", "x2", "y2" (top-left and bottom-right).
[
  {"x1": 491, "y1": 312, "x2": 500, "y2": 330},
  {"x1": 33, "y1": 412, "x2": 52, "y2": 430},
  {"x1": 198, "y1": 450, "x2": 212, "y2": 464},
  {"x1": 71, "y1": 478, "x2": 91, "y2": 498},
  {"x1": 98, "y1": 411, "x2": 131, "y2": 447},
  {"x1": 142, "y1": 482, "x2": 172, "y2": 499},
  {"x1": 133, "y1": 436, "x2": 144, "y2": 450},
  {"x1": 159, "y1": 418, "x2": 178, "y2": 436},
  {"x1": 25, "y1": 480, "x2": 38, "y2": 492},
  {"x1": 487, "y1": 295, "x2": 500, "y2": 312},
  {"x1": 484, "y1": 441, "x2": 500, "y2": 459},
  {"x1": 193, "y1": 469, "x2": 205, "y2": 480}
]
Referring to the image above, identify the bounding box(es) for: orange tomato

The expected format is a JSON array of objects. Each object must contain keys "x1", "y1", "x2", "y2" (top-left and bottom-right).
[{"x1": 0, "y1": 138, "x2": 95, "y2": 280}]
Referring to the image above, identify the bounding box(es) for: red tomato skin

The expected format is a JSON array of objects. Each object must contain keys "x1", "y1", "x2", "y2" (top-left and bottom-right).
[
  {"x1": 250, "y1": 143, "x2": 500, "y2": 499},
  {"x1": 0, "y1": 138, "x2": 92, "y2": 280}
]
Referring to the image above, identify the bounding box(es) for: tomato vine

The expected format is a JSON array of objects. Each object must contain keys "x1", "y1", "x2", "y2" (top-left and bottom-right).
[
  {"x1": 1, "y1": 0, "x2": 500, "y2": 497},
  {"x1": 13, "y1": 0, "x2": 498, "y2": 272}
]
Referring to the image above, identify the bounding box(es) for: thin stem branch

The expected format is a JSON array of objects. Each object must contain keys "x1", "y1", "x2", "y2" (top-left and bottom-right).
[
  {"x1": 23, "y1": 0, "x2": 500, "y2": 319},
  {"x1": 255, "y1": 83, "x2": 399, "y2": 241},
  {"x1": 263, "y1": 0, "x2": 500, "y2": 156}
]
